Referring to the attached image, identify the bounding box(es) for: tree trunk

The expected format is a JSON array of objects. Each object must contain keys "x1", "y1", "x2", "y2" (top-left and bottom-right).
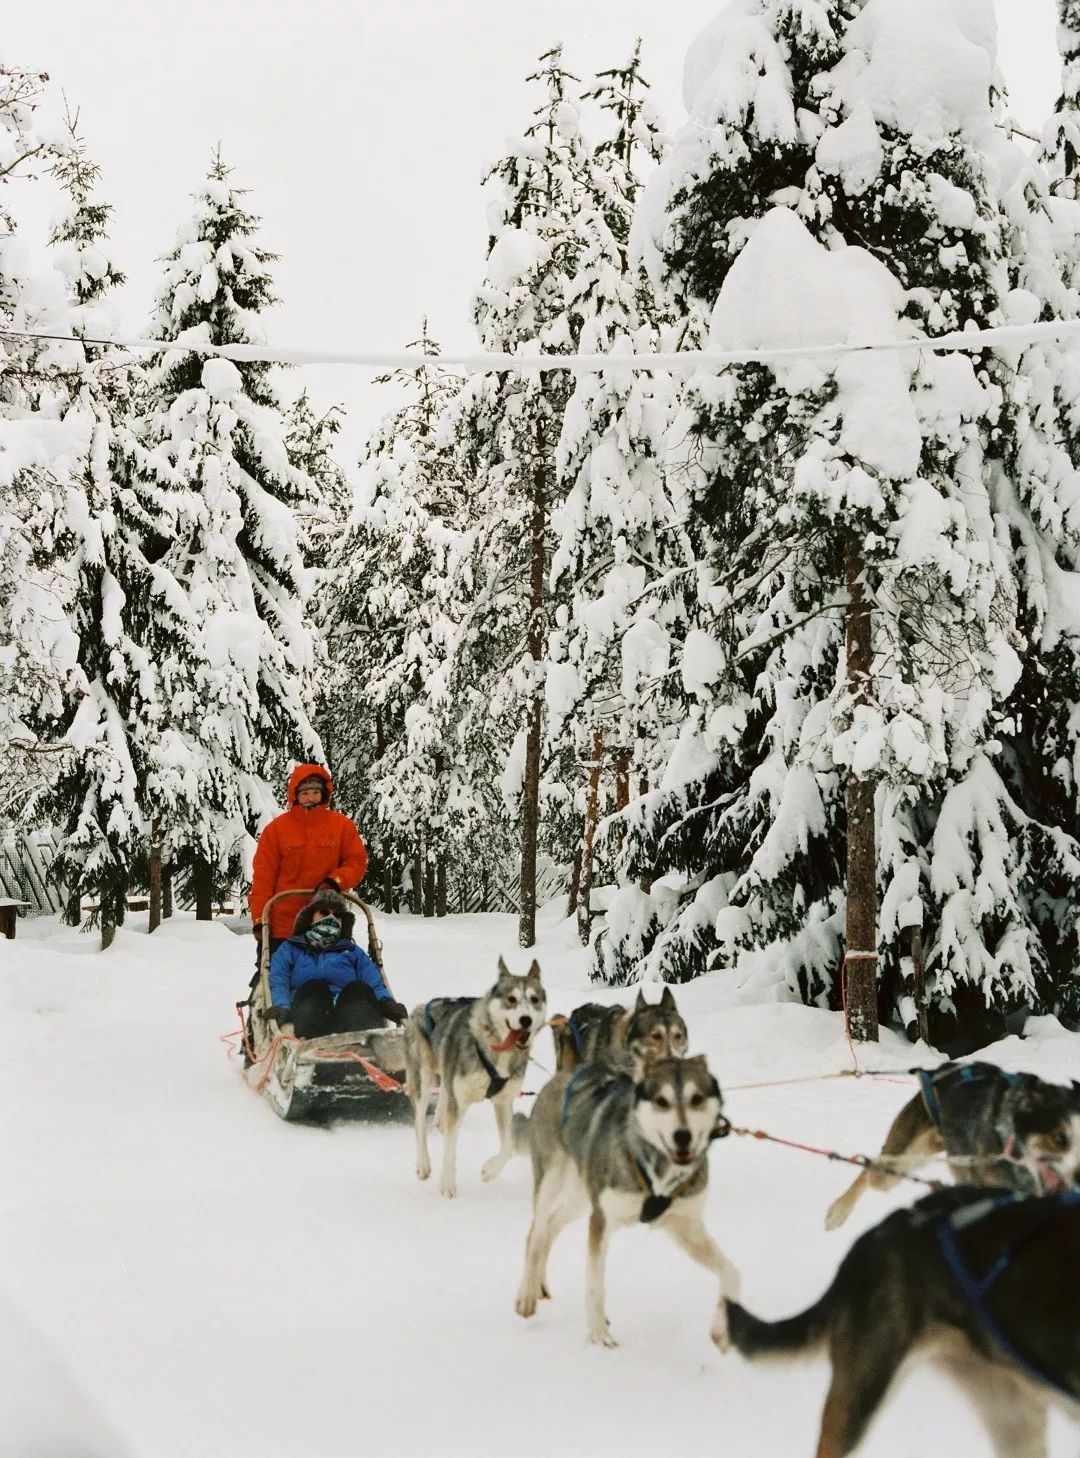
[
  {"x1": 383, "y1": 858, "x2": 394, "y2": 915},
  {"x1": 519, "y1": 430, "x2": 549, "y2": 950},
  {"x1": 436, "y1": 854, "x2": 447, "y2": 918},
  {"x1": 844, "y1": 533, "x2": 878, "y2": 1043},
  {"x1": 148, "y1": 819, "x2": 163, "y2": 933},
  {"x1": 412, "y1": 844, "x2": 423, "y2": 916},
  {"x1": 566, "y1": 847, "x2": 582, "y2": 918},
  {"x1": 577, "y1": 728, "x2": 605, "y2": 948},
  {"x1": 614, "y1": 751, "x2": 630, "y2": 812},
  {"x1": 193, "y1": 857, "x2": 213, "y2": 922},
  {"x1": 162, "y1": 859, "x2": 173, "y2": 920},
  {"x1": 902, "y1": 923, "x2": 929, "y2": 1044},
  {"x1": 65, "y1": 887, "x2": 82, "y2": 928},
  {"x1": 423, "y1": 844, "x2": 436, "y2": 918}
]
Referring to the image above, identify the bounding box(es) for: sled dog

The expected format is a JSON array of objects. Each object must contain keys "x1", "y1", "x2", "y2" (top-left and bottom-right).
[
  {"x1": 731, "y1": 1185, "x2": 1080, "y2": 1458},
  {"x1": 404, "y1": 958, "x2": 546, "y2": 1198},
  {"x1": 826, "y1": 1061, "x2": 1080, "y2": 1230},
  {"x1": 553, "y1": 987, "x2": 689, "y2": 1075},
  {"x1": 515, "y1": 1055, "x2": 739, "y2": 1349}
]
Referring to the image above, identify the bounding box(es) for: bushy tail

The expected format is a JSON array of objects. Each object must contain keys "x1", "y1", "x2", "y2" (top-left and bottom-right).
[
  {"x1": 512, "y1": 1110, "x2": 532, "y2": 1156},
  {"x1": 727, "y1": 1293, "x2": 831, "y2": 1361}
]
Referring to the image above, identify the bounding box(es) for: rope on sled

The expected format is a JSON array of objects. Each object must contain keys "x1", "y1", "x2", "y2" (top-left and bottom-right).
[{"x1": 725, "y1": 1123, "x2": 947, "y2": 1191}]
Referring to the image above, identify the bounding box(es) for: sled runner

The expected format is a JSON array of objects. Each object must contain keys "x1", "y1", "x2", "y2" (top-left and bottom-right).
[{"x1": 239, "y1": 888, "x2": 410, "y2": 1123}]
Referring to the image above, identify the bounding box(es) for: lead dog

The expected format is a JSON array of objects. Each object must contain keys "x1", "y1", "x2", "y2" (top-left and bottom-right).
[
  {"x1": 825, "y1": 1062, "x2": 1080, "y2": 1230},
  {"x1": 515, "y1": 1055, "x2": 740, "y2": 1349},
  {"x1": 403, "y1": 959, "x2": 546, "y2": 1199},
  {"x1": 731, "y1": 1185, "x2": 1080, "y2": 1458},
  {"x1": 553, "y1": 987, "x2": 688, "y2": 1075}
]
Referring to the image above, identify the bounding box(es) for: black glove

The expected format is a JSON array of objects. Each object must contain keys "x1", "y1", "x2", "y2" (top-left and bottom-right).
[
  {"x1": 380, "y1": 999, "x2": 408, "y2": 1025},
  {"x1": 316, "y1": 878, "x2": 340, "y2": 894},
  {"x1": 252, "y1": 925, "x2": 264, "y2": 939},
  {"x1": 265, "y1": 1005, "x2": 293, "y2": 1024}
]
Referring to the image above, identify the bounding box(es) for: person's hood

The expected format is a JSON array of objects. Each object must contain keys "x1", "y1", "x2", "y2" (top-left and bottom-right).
[
  {"x1": 287, "y1": 763, "x2": 333, "y2": 806},
  {"x1": 292, "y1": 889, "x2": 356, "y2": 941}
]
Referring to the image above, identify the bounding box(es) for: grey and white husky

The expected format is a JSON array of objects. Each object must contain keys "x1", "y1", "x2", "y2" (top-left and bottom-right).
[
  {"x1": 404, "y1": 958, "x2": 547, "y2": 1199},
  {"x1": 515, "y1": 1055, "x2": 740, "y2": 1349},
  {"x1": 553, "y1": 987, "x2": 689, "y2": 1076}
]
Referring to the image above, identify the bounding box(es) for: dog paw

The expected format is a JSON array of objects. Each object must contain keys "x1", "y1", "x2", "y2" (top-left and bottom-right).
[
  {"x1": 416, "y1": 1160, "x2": 431, "y2": 1181},
  {"x1": 541, "y1": 1283, "x2": 551, "y2": 1300},
  {"x1": 481, "y1": 1157, "x2": 505, "y2": 1182},
  {"x1": 824, "y1": 1201, "x2": 848, "y2": 1232},
  {"x1": 710, "y1": 1316, "x2": 731, "y2": 1352},
  {"x1": 439, "y1": 1182, "x2": 457, "y2": 1199},
  {"x1": 588, "y1": 1328, "x2": 619, "y2": 1349},
  {"x1": 515, "y1": 1293, "x2": 538, "y2": 1319}
]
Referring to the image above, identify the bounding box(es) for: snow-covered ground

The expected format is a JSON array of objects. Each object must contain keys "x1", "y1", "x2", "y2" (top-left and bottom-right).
[{"x1": 3, "y1": 907, "x2": 1079, "y2": 1458}]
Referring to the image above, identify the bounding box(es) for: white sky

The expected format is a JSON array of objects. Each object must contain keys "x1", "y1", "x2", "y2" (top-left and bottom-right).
[{"x1": 3, "y1": 0, "x2": 1063, "y2": 448}]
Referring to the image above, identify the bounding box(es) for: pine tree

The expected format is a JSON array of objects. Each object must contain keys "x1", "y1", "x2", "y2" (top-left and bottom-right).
[
  {"x1": 446, "y1": 46, "x2": 604, "y2": 945},
  {"x1": 129, "y1": 151, "x2": 321, "y2": 912},
  {"x1": 35, "y1": 116, "x2": 159, "y2": 946},
  {"x1": 596, "y1": 0, "x2": 1066, "y2": 1050},
  {"x1": 319, "y1": 325, "x2": 470, "y2": 914}
]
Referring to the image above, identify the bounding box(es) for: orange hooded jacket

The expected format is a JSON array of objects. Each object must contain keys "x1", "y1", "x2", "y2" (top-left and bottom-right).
[{"x1": 249, "y1": 764, "x2": 368, "y2": 940}]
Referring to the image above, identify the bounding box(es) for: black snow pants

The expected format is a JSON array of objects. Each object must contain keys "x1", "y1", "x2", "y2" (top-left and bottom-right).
[{"x1": 289, "y1": 980, "x2": 388, "y2": 1039}]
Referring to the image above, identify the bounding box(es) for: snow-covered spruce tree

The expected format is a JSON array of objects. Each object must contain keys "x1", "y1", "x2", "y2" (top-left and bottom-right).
[
  {"x1": 595, "y1": 0, "x2": 858, "y2": 991},
  {"x1": 545, "y1": 46, "x2": 697, "y2": 945},
  {"x1": 0, "y1": 65, "x2": 89, "y2": 817},
  {"x1": 597, "y1": 0, "x2": 1056, "y2": 1047},
  {"x1": 447, "y1": 47, "x2": 601, "y2": 946},
  {"x1": 319, "y1": 325, "x2": 472, "y2": 914},
  {"x1": 284, "y1": 388, "x2": 349, "y2": 567},
  {"x1": 29, "y1": 117, "x2": 164, "y2": 945},
  {"x1": 130, "y1": 151, "x2": 321, "y2": 915},
  {"x1": 1043, "y1": 0, "x2": 1080, "y2": 195}
]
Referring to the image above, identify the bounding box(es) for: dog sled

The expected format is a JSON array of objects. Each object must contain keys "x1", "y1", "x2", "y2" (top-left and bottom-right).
[{"x1": 239, "y1": 888, "x2": 410, "y2": 1124}]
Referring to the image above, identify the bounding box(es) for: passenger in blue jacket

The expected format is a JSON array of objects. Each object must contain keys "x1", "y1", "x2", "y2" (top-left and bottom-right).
[{"x1": 267, "y1": 889, "x2": 407, "y2": 1038}]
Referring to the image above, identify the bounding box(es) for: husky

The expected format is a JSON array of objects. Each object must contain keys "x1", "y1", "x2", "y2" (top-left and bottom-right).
[
  {"x1": 731, "y1": 1185, "x2": 1080, "y2": 1458},
  {"x1": 514, "y1": 1055, "x2": 740, "y2": 1349},
  {"x1": 403, "y1": 958, "x2": 546, "y2": 1199},
  {"x1": 553, "y1": 987, "x2": 689, "y2": 1075},
  {"x1": 825, "y1": 1061, "x2": 1080, "y2": 1230}
]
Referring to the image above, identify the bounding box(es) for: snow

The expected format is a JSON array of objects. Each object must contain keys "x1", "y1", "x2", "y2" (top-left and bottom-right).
[
  {"x1": 708, "y1": 208, "x2": 922, "y2": 479},
  {"x1": 4, "y1": 908, "x2": 1080, "y2": 1457},
  {"x1": 200, "y1": 357, "x2": 243, "y2": 401}
]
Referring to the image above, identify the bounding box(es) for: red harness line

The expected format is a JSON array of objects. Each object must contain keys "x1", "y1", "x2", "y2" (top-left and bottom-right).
[{"x1": 728, "y1": 1122, "x2": 945, "y2": 1192}]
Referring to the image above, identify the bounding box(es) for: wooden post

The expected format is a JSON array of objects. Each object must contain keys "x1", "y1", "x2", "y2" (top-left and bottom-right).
[
  {"x1": 844, "y1": 533, "x2": 878, "y2": 1042},
  {"x1": 148, "y1": 820, "x2": 162, "y2": 933},
  {"x1": 577, "y1": 728, "x2": 605, "y2": 947}
]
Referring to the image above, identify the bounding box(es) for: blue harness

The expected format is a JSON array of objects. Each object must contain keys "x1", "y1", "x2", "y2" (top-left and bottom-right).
[
  {"x1": 935, "y1": 1189, "x2": 1080, "y2": 1399},
  {"x1": 560, "y1": 1067, "x2": 692, "y2": 1225},
  {"x1": 916, "y1": 1063, "x2": 1024, "y2": 1132},
  {"x1": 423, "y1": 998, "x2": 508, "y2": 1099}
]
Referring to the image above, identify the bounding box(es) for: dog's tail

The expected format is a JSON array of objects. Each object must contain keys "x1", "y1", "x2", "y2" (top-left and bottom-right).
[
  {"x1": 512, "y1": 1109, "x2": 532, "y2": 1156},
  {"x1": 727, "y1": 1292, "x2": 831, "y2": 1361}
]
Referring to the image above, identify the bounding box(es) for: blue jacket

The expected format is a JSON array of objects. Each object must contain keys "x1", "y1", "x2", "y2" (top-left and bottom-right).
[{"x1": 269, "y1": 935, "x2": 392, "y2": 1009}]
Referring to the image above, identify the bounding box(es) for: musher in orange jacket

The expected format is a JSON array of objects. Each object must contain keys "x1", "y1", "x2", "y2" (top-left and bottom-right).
[{"x1": 249, "y1": 764, "x2": 368, "y2": 958}]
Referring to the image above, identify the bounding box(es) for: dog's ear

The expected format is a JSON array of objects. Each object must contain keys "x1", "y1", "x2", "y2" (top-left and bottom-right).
[
  {"x1": 526, "y1": 960, "x2": 542, "y2": 982},
  {"x1": 709, "y1": 1076, "x2": 722, "y2": 1102},
  {"x1": 660, "y1": 986, "x2": 676, "y2": 1010},
  {"x1": 685, "y1": 1054, "x2": 709, "y2": 1073},
  {"x1": 634, "y1": 1081, "x2": 649, "y2": 1102},
  {"x1": 610, "y1": 1007, "x2": 632, "y2": 1048},
  {"x1": 634, "y1": 989, "x2": 648, "y2": 1011},
  {"x1": 497, "y1": 956, "x2": 511, "y2": 978}
]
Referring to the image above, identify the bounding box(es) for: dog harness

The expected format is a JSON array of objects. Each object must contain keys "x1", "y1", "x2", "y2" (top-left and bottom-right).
[
  {"x1": 559, "y1": 1067, "x2": 704, "y2": 1223},
  {"x1": 422, "y1": 998, "x2": 509, "y2": 1100},
  {"x1": 934, "y1": 1188, "x2": 1080, "y2": 1400},
  {"x1": 915, "y1": 1062, "x2": 1024, "y2": 1133}
]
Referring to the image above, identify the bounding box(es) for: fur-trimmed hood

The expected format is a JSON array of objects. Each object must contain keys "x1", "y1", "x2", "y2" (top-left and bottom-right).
[{"x1": 292, "y1": 889, "x2": 356, "y2": 941}]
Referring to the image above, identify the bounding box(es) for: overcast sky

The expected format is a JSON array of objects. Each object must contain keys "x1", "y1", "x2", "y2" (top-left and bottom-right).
[{"x1": 3, "y1": 0, "x2": 1064, "y2": 447}]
